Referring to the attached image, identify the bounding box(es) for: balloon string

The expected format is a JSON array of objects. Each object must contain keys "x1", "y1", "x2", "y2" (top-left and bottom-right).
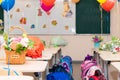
[
  {"x1": 6, "y1": 1, "x2": 10, "y2": 76},
  {"x1": 106, "y1": 12, "x2": 109, "y2": 33},
  {"x1": 100, "y1": 6, "x2": 103, "y2": 36},
  {"x1": 6, "y1": 11, "x2": 10, "y2": 76}
]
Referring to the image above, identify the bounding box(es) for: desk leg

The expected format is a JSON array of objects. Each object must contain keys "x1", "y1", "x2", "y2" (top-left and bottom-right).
[
  {"x1": 103, "y1": 60, "x2": 109, "y2": 80},
  {"x1": 93, "y1": 51, "x2": 100, "y2": 64},
  {"x1": 38, "y1": 73, "x2": 42, "y2": 80},
  {"x1": 52, "y1": 54, "x2": 55, "y2": 65},
  {"x1": 118, "y1": 72, "x2": 120, "y2": 80},
  {"x1": 99, "y1": 56, "x2": 103, "y2": 68},
  {"x1": 55, "y1": 48, "x2": 62, "y2": 64}
]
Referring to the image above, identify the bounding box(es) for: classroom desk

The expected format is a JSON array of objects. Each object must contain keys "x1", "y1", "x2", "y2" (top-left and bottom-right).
[
  {"x1": 0, "y1": 61, "x2": 48, "y2": 80},
  {"x1": 111, "y1": 62, "x2": 120, "y2": 80},
  {"x1": 0, "y1": 76, "x2": 34, "y2": 80},
  {"x1": 98, "y1": 51, "x2": 120, "y2": 80},
  {"x1": 43, "y1": 47, "x2": 62, "y2": 64},
  {"x1": 26, "y1": 53, "x2": 53, "y2": 67},
  {"x1": 92, "y1": 48, "x2": 101, "y2": 64}
]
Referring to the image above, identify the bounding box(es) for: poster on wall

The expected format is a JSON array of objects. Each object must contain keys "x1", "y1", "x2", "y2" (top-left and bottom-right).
[{"x1": 4, "y1": 0, "x2": 76, "y2": 34}]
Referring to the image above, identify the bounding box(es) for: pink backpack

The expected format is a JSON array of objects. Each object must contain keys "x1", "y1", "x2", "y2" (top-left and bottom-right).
[
  {"x1": 80, "y1": 54, "x2": 106, "y2": 80},
  {"x1": 81, "y1": 60, "x2": 97, "y2": 80}
]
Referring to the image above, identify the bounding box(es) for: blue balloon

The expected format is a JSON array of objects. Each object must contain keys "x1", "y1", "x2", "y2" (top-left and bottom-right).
[{"x1": 1, "y1": 0, "x2": 15, "y2": 11}]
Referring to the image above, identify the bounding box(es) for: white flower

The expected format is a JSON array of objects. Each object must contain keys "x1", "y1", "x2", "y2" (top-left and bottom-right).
[{"x1": 20, "y1": 38, "x2": 29, "y2": 47}]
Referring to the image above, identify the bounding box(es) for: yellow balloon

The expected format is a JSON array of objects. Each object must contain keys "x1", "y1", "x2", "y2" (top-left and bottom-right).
[
  {"x1": 0, "y1": 0, "x2": 2, "y2": 4},
  {"x1": 97, "y1": 0, "x2": 106, "y2": 5}
]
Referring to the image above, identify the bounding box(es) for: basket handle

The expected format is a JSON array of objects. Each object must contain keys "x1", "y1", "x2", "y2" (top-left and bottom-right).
[{"x1": 9, "y1": 26, "x2": 27, "y2": 35}]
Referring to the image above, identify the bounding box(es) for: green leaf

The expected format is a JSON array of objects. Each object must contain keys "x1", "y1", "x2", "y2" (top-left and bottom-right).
[
  {"x1": 28, "y1": 40, "x2": 34, "y2": 48},
  {"x1": 16, "y1": 44, "x2": 27, "y2": 54},
  {"x1": 3, "y1": 32, "x2": 8, "y2": 43}
]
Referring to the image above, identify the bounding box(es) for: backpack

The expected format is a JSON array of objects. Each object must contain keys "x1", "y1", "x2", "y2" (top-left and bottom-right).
[
  {"x1": 81, "y1": 54, "x2": 106, "y2": 80},
  {"x1": 59, "y1": 55, "x2": 73, "y2": 75},
  {"x1": 47, "y1": 72, "x2": 73, "y2": 80},
  {"x1": 87, "y1": 66, "x2": 106, "y2": 80},
  {"x1": 89, "y1": 70, "x2": 106, "y2": 80},
  {"x1": 47, "y1": 64, "x2": 74, "y2": 80},
  {"x1": 81, "y1": 60, "x2": 97, "y2": 80},
  {"x1": 81, "y1": 54, "x2": 97, "y2": 79}
]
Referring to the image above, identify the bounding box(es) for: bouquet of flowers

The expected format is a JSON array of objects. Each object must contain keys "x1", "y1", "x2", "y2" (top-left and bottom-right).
[
  {"x1": 92, "y1": 35, "x2": 103, "y2": 43},
  {"x1": 99, "y1": 37, "x2": 120, "y2": 53},
  {"x1": 3, "y1": 33, "x2": 34, "y2": 54}
]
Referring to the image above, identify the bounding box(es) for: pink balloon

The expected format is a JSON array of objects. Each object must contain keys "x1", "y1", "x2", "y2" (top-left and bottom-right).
[
  {"x1": 41, "y1": 3, "x2": 54, "y2": 12},
  {"x1": 101, "y1": 0, "x2": 115, "y2": 12}
]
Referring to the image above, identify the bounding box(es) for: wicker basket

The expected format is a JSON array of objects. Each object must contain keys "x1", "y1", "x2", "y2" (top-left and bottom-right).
[
  {"x1": 5, "y1": 50, "x2": 26, "y2": 64},
  {"x1": 5, "y1": 26, "x2": 27, "y2": 64}
]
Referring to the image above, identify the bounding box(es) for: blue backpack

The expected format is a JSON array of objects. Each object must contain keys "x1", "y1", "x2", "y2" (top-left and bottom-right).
[
  {"x1": 47, "y1": 64, "x2": 73, "y2": 80},
  {"x1": 47, "y1": 72, "x2": 73, "y2": 80},
  {"x1": 59, "y1": 56, "x2": 73, "y2": 75},
  {"x1": 47, "y1": 55, "x2": 73, "y2": 80}
]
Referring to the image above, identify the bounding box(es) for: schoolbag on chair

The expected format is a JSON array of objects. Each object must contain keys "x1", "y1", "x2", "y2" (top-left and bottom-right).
[
  {"x1": 80, "y1": 54, "x2": 106, "y2": 80},
  {"x1": 59, "y1": 55, "x2": 73, "y2": 75},
  {"x1": 47, "y1": 64, "x2": 74, "y2": 80}
]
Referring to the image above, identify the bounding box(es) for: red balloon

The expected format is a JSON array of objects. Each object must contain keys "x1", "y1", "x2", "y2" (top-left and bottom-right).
[
  {"x1": 41, "y1": 3, "x2": 54, "y2": 12},
  {"x1": 101, "y1": 0, "x2": 115, "y2": 12},
  {"x1": 41, "y1": 0, "x2": 55, "y2": 6}
]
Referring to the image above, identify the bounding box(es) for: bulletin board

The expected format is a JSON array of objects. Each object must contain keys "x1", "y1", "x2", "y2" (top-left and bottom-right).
[{"x1": 4, "y1": 0, "x2": 76, "y2": 34}]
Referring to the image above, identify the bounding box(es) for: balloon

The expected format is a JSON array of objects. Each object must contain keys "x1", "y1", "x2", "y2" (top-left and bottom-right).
[
  {"x1": 71, "y1": 0, "x2": 80, "y2": 3},
  {"x1": 1, "y1": 0, "x2": 15, "y2": 11},
  {"x1": 41, "y1": 3, "x2": 54, "y2": 12},
  {"x1": 101, "y1": 0, "x2": 115, "y2": 12},
  {"x1": 41, "y1": 0, "x2": 55, "y2": 6},
  {"x1": 0, "y1": 0, "x2": 2, "y2": 4},
  {"x1": 97, "y1": 0, "x2": 106, "y2": 5}
]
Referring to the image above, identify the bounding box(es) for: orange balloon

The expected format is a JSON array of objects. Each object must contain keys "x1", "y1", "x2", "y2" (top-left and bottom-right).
[
  {"x1": 101, "y1": 0, "x2": 115, "y2": 12},
  {"x1": 71, "y1": 0, "x2": 80, "y2": 3},
  {"x1": 41, "y1": 0, "x2": 55, "y2": 6}
]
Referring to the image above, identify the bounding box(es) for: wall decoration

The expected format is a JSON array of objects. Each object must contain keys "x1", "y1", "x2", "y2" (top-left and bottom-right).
[
  {"x1": 62, "y1": 0, "x2": 73, "y2": 17},
  {"x1": 51, "y1": 19, "x2": 57, "y2": 26},
  {"x1": 4, "y1": 0, "x2": 75, "y2": 34}
]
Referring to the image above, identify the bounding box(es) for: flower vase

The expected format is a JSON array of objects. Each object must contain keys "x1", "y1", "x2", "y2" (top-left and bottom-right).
[{"x1": 94, "y1": 42, "x2": 100, "y2": 48}]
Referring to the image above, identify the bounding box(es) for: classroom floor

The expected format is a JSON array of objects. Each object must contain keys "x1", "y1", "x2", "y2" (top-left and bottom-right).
[{"x1": 72, "y1": 62, "x2": 118, "y2": 80}]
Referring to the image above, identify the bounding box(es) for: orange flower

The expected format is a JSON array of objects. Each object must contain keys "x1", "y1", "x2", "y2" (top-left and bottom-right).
[{"x1": 9, "y1": 41, "x2": 18, "y2": 50}]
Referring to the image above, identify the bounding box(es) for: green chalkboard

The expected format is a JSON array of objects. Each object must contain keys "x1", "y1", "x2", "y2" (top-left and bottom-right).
[
  {"x1": 0, "y1": 6, "x2": 4, "y2": 34},
  {"x1": 76, "y1": 0, "x2": 110, "y2": 34}
]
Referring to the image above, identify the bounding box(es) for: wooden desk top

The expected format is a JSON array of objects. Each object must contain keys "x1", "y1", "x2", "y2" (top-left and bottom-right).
[
  {"x1": 99, "y1": 51, "x2": 120, "y2": 61},
  {"x1": 43, "y1": 47, "x2": 61, "y2": 55},
  {"x1": 0, "y1": 76, "x2": 34, "y2": 80},
  {"x1": 0, "y1": 61, "x2": 48, "y2": 73},
  {"x1": 111, "y1": 62, "x2": 120, "y2": 72}
]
